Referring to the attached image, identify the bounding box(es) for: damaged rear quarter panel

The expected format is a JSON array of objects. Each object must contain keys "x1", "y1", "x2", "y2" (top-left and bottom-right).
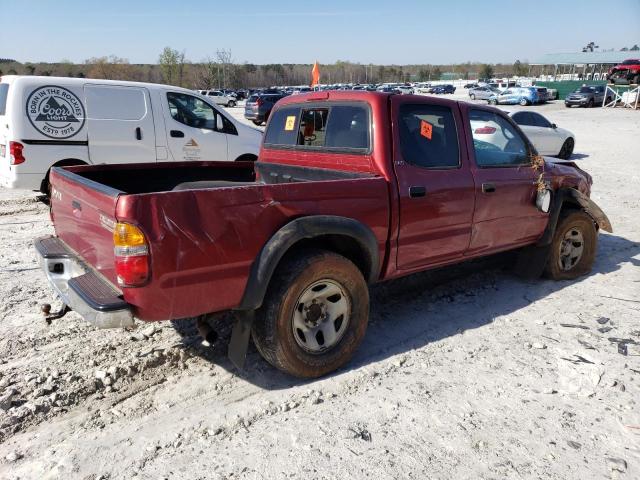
[{"x1": 114, "y1": 177, "x2": 390, "y2": 321}]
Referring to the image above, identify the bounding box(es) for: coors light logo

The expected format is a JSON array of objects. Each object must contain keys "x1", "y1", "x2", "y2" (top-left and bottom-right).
[{"x1": 26, "y1": 86, "x2": 86, "y2": 139}]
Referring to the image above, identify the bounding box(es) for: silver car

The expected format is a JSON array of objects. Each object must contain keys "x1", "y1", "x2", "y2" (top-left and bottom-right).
[
  {"x1": 469, "y1": 86, "x2": 500, "y2": 100},
  {"x1": 468, "y1": 86, "x2": 500, "y2": 101}
]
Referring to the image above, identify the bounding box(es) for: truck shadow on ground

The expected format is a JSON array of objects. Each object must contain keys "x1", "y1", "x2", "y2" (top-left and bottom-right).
[{"x1": 172, "y1": 232, "x2": 639, "y2": 389}]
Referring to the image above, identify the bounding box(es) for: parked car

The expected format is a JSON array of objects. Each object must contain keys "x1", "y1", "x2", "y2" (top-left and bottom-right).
[
  {"x1": 0, "y1": 76, "x2": 261, "y2": 193},
  {"x1": 468, "y1": 86, "x2": 500, "y2": 100},
  {"x1": 488, "y1": 87, "x2": 539, "y2": 106},
  {"x1": 376, "y1": 86, "x2": 401, "y2": 94},
  {"x1": 564, "y1": 85, "x2": 613, "y2": 108},
  {"x1": 509, "y1": 111, "x2": 575, "y2": 159},
  {"x1": 35, "y1": 91, "x2": 610, "y2": 378},
  {"x1": 431, "y1": 84, "x2": 456, "y2": 94},
  {"x1": 244, "y1": 93, "x2": 286, "y2": 125},
  {"x1": 607, "y1": 58, "x2": 640, "y2": 85},
  {"x1": 203, "y1": 90, "x2": 237, "y2": 107},
  {"x1": 397, "y1": 85, "x2": 414, "y2": 95},
  {"x1": 234, "y1": 89, "x2": 248, "y2": 100},
  {"x1": 464, "y1": 83, "x2": 478, "y2": 89}
]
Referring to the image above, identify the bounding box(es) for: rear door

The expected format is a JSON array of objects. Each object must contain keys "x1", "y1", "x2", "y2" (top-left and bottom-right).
[
  {"x1": 163, "y1": 91, "x2": 229, "y2": 162},
  {"x1": 392, "y1": 96, "x2": 476, "y2": 270},
  {"x1": 465, "y1": 107, "x2": 547, "y2": 254},
  {"x1": 84, "y1": 84, "x2": 157, "y2": 164}
]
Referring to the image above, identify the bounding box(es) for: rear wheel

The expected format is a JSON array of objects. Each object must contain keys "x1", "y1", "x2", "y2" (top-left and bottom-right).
[
  {"x1": 545, "y1": 211, "x2": 597, "y2": 280},
  {"x1": 227, "y1": 100, "x2": 236, "y2": 107},
  {"x1": 557, "y1": 137, "x2": 574, "y2": 160},
  {"x1": 470, "y1": 93, "x2": 476, "y2": 100},
  {"x1": 519, "y1": 97, "x2": 528, "y2": 106},
  {"x1": 252, "y1": 249, "x2": 369, "y2": 378},
  {"x1": 588, "y1": 99, "x2": 594, "y2": 108}
]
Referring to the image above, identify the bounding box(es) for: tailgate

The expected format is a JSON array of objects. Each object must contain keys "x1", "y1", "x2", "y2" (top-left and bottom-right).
[{"x1": 49, "y1": 167, "x2": 121, "y2": 285}]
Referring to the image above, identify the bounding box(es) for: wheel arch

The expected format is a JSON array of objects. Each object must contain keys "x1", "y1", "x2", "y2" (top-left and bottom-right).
[
  {"x1": 537, "y1": 187, "x2": 612, "y2": 247},
  {"x1": 237, "y1": 215, "x2": 380, "y2": 311},
  {"x1": 234, "y1": 153, "x2": 258, "y2": 162},
  {"x1": 40, "y1": 158, "x2": 88, "y2": 193}
]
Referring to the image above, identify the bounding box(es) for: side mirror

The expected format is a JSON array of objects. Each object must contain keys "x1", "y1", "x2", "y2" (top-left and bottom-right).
[
  {"x1": 216, "y1": 115, "x2": 224, "y2": 131},
  {"x1": 551, "y1": 123, "x2": 557, "y2": 129},
  {"x1": 536, "y1": 189, "x2": 552, "y2": 213}
]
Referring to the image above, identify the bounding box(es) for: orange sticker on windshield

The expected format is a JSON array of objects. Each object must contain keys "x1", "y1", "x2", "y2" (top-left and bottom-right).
[
  {"x1": 420, "y1": 120, "x2": 432, "y2": 140},
  {"x1": 284, "y1": 116, "x2": 296, "y2": 131}
]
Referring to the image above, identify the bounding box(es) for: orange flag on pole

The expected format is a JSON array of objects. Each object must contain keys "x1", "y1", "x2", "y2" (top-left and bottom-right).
[{"x1": 311, "y1": 61, "x2": 320, "y2": 87}]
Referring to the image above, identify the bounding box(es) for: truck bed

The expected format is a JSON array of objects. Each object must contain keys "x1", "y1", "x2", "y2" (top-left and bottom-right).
[{"x1": 49, "y1": 161, "x2": 389, "y2": 321}]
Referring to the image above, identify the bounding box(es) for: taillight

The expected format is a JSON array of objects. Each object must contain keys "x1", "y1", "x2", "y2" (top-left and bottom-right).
[
  {"x1": 113, "y1": 222, "x2": 149, "y2": 287},
  {"x1": 9, "y1": 142, "x2": 25, "y2": 165},
  {"x1": 474, "y1": 126, "x2": 497, "y2": 134},
  {"x1": 256, "y1": 97, "x2": 263, "y2": 107}
]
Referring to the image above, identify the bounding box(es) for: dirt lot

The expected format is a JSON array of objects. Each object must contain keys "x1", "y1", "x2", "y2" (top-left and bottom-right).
[{"x1": 0, "y1": 98, "x2": 639, "y2": 480}]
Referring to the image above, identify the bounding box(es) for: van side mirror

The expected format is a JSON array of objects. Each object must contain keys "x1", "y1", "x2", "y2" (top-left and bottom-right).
[{"x1": 216, "y1": 115, "x2": 224, "y2": 131}]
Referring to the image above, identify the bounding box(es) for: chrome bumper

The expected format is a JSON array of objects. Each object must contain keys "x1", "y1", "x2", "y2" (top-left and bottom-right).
[{"x1": 35, "y1": 236, "x2": 134, "y2": 329}]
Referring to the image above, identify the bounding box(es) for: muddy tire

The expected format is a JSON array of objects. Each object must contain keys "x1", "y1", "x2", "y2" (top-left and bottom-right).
[
  {"x1": 252, "y1": 249, "x2": 369, "y2": 378},
  {"x1": 545, "y1": 210, "x2": 597, "y2": 280}
]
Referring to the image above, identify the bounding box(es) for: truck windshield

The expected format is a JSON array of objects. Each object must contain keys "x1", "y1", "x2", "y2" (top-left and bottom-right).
[{"x1": 577, "y1": 87, "x2": 595, "y2": 93}]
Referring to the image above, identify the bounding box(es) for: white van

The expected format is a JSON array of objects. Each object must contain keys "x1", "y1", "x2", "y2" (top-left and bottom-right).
[{"x1": 0, "y1": 76, "x2": 262, "y2": 192}]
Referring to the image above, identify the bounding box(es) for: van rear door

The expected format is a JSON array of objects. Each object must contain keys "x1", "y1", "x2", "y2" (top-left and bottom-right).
[{"x1": 84, "y1": 85, "x2": 156, "y2": 164}]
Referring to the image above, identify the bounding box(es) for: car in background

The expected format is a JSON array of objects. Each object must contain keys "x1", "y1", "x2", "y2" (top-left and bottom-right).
[
  {"x1": 292, "y1": 87, "x2": 312, "y2": 95},
  {"x1": 488, "y1": 87, "x2": 539, "y2": 106},
  {"x1": 202, "y1": 90, "x2": 237, "y2": 107},
  {"x1": 244, "y1": 93, "x2": 286, "y2": 125},
  {"x1": 565, "y1": 85, "x2": 612, "y2": 108},
  {"x1": 464, "y1": 82, "x2": 478, "y2": 89},
  {"x1": 234, "y1": 89, "x2": 248, "y2": 100},
  {"x1": 607, "y1": 58, "x2": 640, "y2": 85},
  {"x1": 509, "y1": 111, "x2": 575, "y2": 159},
  {"x1": 431, "y1": 84, "x2": 456, "y2": 94},
  {"x1": 377, "y1": 85, "x2": 401, "y2": 94},
  {"x1": 397, "y1": 85, "x2": 414, "y2": 94},
  {"x1": 468, "y1": 85, "x2": 500, "y2": 100}
]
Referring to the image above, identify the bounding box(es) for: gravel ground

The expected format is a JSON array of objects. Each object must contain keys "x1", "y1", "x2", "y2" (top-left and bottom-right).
[{"x1": 0, "y1": 98, "x2": 638, "y2": 480}]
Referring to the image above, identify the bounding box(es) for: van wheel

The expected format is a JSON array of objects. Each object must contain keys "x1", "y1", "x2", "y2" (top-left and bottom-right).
[
  {"x1": 544, "y1": 211, "x2": 597, "y2": 280},
  {"x1": 252, "y1": 249, "x2": 369, "y2": 378}
]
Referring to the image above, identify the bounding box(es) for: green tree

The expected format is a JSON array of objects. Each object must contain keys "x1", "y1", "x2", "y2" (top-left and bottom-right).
[
  {"x1": 479, "y1": 64, "x2": 494, "y2": 80},
  {"x1": 513, "y1": 60, "x2": 528, "y2": 76},
  {"x1": 25, "y1": 63, "x2": 36, "y2": 75},
  {"x1": 432, "y1": 67, "x2": 442, "y2": 80},
  {"x1": 158, "y1": 47, "x2": 185, "y2": 85}
]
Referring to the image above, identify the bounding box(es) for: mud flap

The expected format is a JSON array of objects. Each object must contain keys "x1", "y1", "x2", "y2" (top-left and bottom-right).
[
  {"x1": 228, "y1": 310, "x2": 254, "y2": 370},
  {"x1": 513, "y1": 244, "x2": 551, "y2": 279}
]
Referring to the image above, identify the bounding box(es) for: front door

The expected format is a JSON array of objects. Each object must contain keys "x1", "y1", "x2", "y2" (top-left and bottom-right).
[
  {"x1": 163, "y1": 91, "x2": 229, "y2": 162},
  {"x1": 84, "y1": 85, "x2": 157, "y2": 164},
  {"x1": 392, "y1": 97, "x2": 476, "y2": 271},
  {"x1": 465, "y1": 108, "x2": 548, "y2": 255}
]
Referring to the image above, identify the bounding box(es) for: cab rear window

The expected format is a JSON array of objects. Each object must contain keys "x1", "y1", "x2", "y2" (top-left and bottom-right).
[
  {"x1": 0, "y1": 83, "x2": 9, "y2": 116},
  {"x1": 263, "y1": 103, "x2": 370, "y2": 152}
]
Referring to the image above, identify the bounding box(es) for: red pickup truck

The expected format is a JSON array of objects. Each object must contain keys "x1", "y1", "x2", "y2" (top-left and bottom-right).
[{"x1": 35, "y1": 91, "x2": 611, "y2": 378}]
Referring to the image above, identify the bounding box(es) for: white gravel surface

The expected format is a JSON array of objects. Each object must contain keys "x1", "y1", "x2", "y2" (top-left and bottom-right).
[{"x1": 0, "y1": 98, "x2": 638, "y2": 480}]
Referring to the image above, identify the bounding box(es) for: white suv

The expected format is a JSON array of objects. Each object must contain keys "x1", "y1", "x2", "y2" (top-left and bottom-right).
[{"x1": 202, "y1": 90, "x2": 237, "y2": 107}]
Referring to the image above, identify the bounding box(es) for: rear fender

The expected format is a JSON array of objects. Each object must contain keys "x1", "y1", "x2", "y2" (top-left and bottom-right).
[{"x1": 237, "y1": 215, "x2": 380, "y2": 311}]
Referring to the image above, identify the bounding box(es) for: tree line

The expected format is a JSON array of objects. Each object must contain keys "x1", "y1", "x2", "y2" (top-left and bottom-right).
[{"x1": 0, "y1": 48, "x2": 535, "y2": 88}]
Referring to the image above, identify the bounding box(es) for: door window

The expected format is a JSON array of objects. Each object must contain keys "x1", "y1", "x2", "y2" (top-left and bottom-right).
[
  {"x1": 529, "y1": 113, "x2": 552, "y2": 128},
  {"x1": 469, "y1": 109, "x2": 529, "y2": 167},
  {"x1": 511, "y1": 112, "x2": 534, "y2": 126},
  {"x1": 167, "y1": 92, "x2": 235, "y2": 134},
  {"x1": 398, "y1": 104, "x2": 460, "y2": 168}
]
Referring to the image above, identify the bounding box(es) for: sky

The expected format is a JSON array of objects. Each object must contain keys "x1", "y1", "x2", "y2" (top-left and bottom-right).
[{"x1": 1, "y1": 0, "x2": 639, "y2": 65}]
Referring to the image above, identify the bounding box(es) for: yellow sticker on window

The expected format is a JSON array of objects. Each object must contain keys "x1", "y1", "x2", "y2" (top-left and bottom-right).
[{"x1": 284, "y1": 116, "x2": 296, "y2": 131}]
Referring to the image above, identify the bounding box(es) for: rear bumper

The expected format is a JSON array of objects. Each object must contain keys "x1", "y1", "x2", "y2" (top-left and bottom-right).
[
  {"x1": 34, "y1": 236, "x2": 134, "y2": 329},
  {"x1": 244, "y1": 110, "x2": 264, "y2": 121},
  {"x1": 0, "y1": 170, "x2": 43, "y2": 191}
]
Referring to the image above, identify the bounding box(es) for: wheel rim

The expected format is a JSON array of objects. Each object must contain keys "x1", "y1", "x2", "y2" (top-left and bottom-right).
[
  {"x1": 292, "y1": 279, "x2": 351, "y2": 354},
  {"x1": 558, "y1": 226, "x2": 584, "y2": 271}
]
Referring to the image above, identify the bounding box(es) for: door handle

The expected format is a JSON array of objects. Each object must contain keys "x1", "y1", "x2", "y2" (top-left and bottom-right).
[
  {"x1": 170, "y1": 130, "x2": 185, "y2": 138},
  {"x1": 135, "y1": 127, "x2": 142, "y2": 140},
  {"x1": 482, "y1": 183, "x2": 496, "y2": 193},
  {"x1": 409, "y1": 186, "x2": 426, "y2": 198}
]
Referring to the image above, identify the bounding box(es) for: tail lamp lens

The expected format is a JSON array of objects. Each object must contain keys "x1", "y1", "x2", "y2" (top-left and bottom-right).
[
  {"x1": 113, "y1": 222, "x2": 149, "y2": 287},
  {"x1": 9, "y1": 141, "x2": 25, "y2": 165}
]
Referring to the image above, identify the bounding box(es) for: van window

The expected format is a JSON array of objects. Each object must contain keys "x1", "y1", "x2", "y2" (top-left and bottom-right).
[
  {"x1": 0, "y1": 83, "x2": 9, "y2": 116},
  {"x1": 167, "y1": 92, "x2": 236, "y2": 134},
  {"x1": 398, "y1": 104, "x2": 460, "y2": 168},
  {"x1": 85, "y1": 85, "x2": 147, "y2": 120}
]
